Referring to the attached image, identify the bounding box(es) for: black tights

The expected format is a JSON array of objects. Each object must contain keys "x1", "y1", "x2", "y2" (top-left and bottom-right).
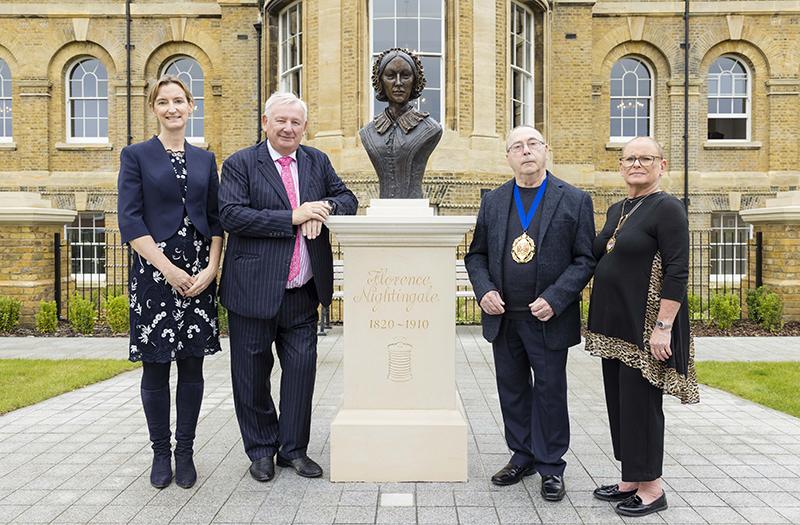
[{"x1": 141, "y1": 356, "x2": 204, "y2": 390}]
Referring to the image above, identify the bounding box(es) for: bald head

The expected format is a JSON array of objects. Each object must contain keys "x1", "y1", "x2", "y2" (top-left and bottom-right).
[
  {"x1": 622, "y1": 136, "x2": 664, "y2": 159},
  {"x1": 506, "y1": 125, "x2": 545, "y2": 150}
]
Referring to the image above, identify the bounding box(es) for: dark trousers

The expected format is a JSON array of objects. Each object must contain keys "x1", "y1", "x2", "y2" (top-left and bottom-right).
[
  {"x1": 228, "y1": 281, "x2": 319, "y2": 462},
  {"x1": 602, "y1": 358, "x2": 664, "y2": 481},
  {"x1": 492, "y1": 317, "x2": 570, "y2": 476}
]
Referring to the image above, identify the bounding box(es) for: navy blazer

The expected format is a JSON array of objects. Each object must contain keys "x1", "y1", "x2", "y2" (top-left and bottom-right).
[
  {"x1": 218, "y1": 141, "x2": 358, "y2": 320},
  {"x1": 117, "y1": 136, "x2": 223, "y2": 244},
  {"x1": 465, "y1": 173, "x2": 596, "y2": 349}
]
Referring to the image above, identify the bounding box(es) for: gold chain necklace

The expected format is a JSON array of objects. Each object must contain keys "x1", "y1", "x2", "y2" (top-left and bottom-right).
[{"x1": 605, "y1": 190, "x2": 660, "y2": 253}]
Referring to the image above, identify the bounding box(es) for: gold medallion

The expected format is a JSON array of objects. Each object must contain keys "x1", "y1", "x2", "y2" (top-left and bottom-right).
[
  {"x1": 511, "y1": 232, "x2": 536, "y2": 264},
  {"x1": 606, "y1": 236, "x2": 617, "y2": 253}
]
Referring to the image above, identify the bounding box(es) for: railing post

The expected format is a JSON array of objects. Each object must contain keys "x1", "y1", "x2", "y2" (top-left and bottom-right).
[
  {"x1": 755, "y1": 231, "x2": 763, "y2": 288},
  {"x1": 54, "y1": 232, "x2": 62, "y2": 320}
]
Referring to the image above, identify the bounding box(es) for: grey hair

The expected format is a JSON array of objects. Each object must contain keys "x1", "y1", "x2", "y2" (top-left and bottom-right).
[
  {"x1": 263, "y1": 91, "x2": 308, "y2": 121},
  {"x1": 505, "y1": 125, "x2": 545, "y2": 149},
  {"x1": 622, "y1": 136, "x2": 665, "y2": 159}
]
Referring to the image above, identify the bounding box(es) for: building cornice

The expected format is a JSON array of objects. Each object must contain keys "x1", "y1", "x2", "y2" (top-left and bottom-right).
[{"x1": 593, "y1": 1, "x2": 800, "y2": 16}]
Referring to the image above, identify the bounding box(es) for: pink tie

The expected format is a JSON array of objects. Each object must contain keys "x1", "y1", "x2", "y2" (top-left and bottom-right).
[{"x1": 277, "y1": 156, "x2": 301, "y2": 283}]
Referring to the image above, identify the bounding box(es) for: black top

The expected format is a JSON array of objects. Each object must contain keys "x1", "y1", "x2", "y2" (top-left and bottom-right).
[
  {"x1": 502, "y1": 182, "x2": 548, "y2": 318},
  {"x1": 585, "y1": 191, "x2": 699, "y2": 404}
]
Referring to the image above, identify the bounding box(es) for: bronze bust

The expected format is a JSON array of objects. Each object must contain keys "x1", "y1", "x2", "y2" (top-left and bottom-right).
[{"x1": 360, "y1": 48, "x2": 443, "y2": 199}]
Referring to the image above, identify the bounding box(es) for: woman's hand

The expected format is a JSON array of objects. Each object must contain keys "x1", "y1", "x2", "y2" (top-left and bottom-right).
[
  {"x1": 185, "y1": 267, "x2": 217, "y2": 297},
  {"x1": 164, "y1": 266, "x2": 195, "y2": 296},
  {"x1": 649, "y1": 327, "x2": 672, "y2": 361}
]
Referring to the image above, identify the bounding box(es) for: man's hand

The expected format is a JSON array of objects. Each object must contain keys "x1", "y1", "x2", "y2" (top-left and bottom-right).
[
  {"x1": 292, "y1": 201, "x2": 331, "y2": 225},
  {"x1": 301, "y1": 219, "x2": 324, "y2": 240},
  {"x1": 529, "y1": 297, "x2": 554, "y2": 321},
  {"x1": 649, "y1": 327, "x2": 672, "y2": 361},
  {"x1": 479, "y1": 290, "x2": 505, "y2": 315}
]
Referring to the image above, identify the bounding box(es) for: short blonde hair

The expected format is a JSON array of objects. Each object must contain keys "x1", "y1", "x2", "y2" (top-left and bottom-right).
[
  {"x1": 263, "y1": 91, "x2": 308, "y2": 121},
  {"x1": 147, "y1": 75, "x2": 194, "y2": 108}
]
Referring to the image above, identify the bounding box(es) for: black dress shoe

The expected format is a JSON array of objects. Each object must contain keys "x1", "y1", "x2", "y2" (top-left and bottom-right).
[
  {"x1": 593, "y1": 483, "x2": 638, "y2": 502},
  {"x1": 249, "y1": 456, "x2": 275, "y2": 482},
  {"x1": 541, "y1": 474, "x2": 566, "y2": 501},
  {"x1": 615, "y1": 492, "x2": 668, "y2": 517},
  {"x1": 276, "y1": 454, "x2": 323, "y2": 478},
  {"x1": 491, "y1": 462, "x2": 536, "y2": 486}
]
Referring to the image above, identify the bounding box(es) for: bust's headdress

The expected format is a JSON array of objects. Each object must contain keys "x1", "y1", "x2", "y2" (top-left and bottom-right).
[{"x1": 372, "y1": 48, "x2": 426, "y2": 102}]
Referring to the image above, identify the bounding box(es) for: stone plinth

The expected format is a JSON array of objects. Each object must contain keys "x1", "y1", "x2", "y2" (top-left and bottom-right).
[
  {"x1": 741, "y1": 191, "x2": 800, "y2": 320},
  {"x1": 0, "y1": 193, "x2": 77, "y2": 327},
  {"x1": 326, "y1": 199, "x2": 475, "y2": 482}
]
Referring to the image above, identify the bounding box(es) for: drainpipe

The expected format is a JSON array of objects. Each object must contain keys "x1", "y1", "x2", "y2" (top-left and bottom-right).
[
  {"x1": 126, "y1": 0, "x2": 132, "y2": 145},
  {"x1": 683, "y1": 0, "x2": 689, "y2": 210},
  {"x1": 254, "y1": 2, "x2": 264, "y2": 143}
]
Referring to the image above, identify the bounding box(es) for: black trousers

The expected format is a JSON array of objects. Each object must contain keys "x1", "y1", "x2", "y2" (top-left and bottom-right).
[
  {"x1": 602, "y1": 358, "x2": 664, "y2": 481},
  {"x1": 228, "y1": 281, "x2": 319, "y2": 462},
  {"x1": 492, "y1": 317, "x2": 569, "y2": 476}
]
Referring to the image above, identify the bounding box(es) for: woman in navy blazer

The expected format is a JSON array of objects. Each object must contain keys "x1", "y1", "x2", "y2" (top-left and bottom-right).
[{"x1": 117, "y1": 75, "x2": 223, "y2": 490}]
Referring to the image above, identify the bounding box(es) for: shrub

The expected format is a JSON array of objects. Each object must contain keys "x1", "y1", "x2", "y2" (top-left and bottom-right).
[
  {"x1": 757, "y1": 291, "x2": 784, "y2": 334},
  {"x1": 746, "y1": 286, "x2": 768, "y2": 324},
  {"x1": 105, "y1": 295, "x2": 129, "y2": 334},
  {"x1": 0, "y1": 297, "x2": 21, "y2": 332},
  {"x1": 35, "y1": 301, "x2": 58, "y2": 334},
  {"x1": 687, "y1": 294, "x2": 705, "y2": 320},
  {"x1": 709, "y1": 293, "x2": 740, "y2": 330},
  {"x1": 68, "y1": 294, "x2": 97, "y2": 335},
  {"x1": 580, "y1": 298, "x2": 590, "y2": 326},
  {"x1": 217, "y1": 302, "x2": 228, "y2": 335}
]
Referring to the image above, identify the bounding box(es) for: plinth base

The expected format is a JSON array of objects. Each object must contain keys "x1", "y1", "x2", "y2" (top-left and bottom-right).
[{"x1": 330, "y1": 395, "x2": 468, "y2": 482}]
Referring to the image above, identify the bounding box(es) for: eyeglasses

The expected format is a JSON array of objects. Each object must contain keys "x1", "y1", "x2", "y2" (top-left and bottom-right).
[
  {"x1": 507, "y1": 139, "x2": 546, "y2": 154},
  {"x1": 620, "y1": 155, "x2": 662, "y2": 168}
]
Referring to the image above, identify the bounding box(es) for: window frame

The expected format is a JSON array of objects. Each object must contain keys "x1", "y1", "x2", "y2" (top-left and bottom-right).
[
  {"x1": 0, "y1": 58, "x2": 11, "y2": 143},
  {"x1": 707, "y1": 54, "x2": 751, "y2": 142},
  {"x1": 278, "y1": 1, "x2": 303, "y2": 97},
  {"x1": 509, "y1": 1, "x2": 534, "y2": 128},
  {"x1": 368, "y1": 0, "x2": 446, "y2": 123},
  {"x1": 709, "y1": 211, "x2": 751, "y2": 282},
  {"x1": 66, "y1": 212, "x2": 107, "y2": 283},
  {"x1": 65, "y1": 57, "x2": 109, "y2": 144},
  {"x1": 162, "y1": 56, "x2": 205, "y2": 144},
  {"x1": 609, "y1": 56, "x2": 654, "y2": 143}
]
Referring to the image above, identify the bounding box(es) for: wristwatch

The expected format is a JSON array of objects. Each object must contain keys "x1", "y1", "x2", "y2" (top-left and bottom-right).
[
  {"x1": 655, "y1": 320, "x2": 672, "y2": 330},
  {"x1": 326, "y1": 200, "x2": 337, "y2": 215}
]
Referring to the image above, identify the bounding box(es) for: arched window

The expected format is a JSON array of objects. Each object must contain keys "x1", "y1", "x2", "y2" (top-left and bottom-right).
[
  {"x1": 0, "y1": 59, "x2": 11, "y2": 142},
  {"x1": 510, "y1": 1, "x2": 534, "y2": 127},
  {"x1": 67, "y1": 58, "x2": 108, "y2": 142},
  {"x1": 279, "y1": 1, "x2": 302, "y2": 97},
  {"x1": 371, "y1": 0, "x2": 444, "y2": 122},
  {"x1": 707, "y1": 55, "x2": 749, "y2": 141},
  {"x1": 610, "y1": 57, "x2": 652, "y2": 141},
  {"x1": 164, "y1": 57, "x2": 205, "y2": 141}
]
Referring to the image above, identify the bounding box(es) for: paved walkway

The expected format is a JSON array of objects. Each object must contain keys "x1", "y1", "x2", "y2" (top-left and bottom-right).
[{"x1": 0, "y1": 330, "x2": 799, "y2": 524}]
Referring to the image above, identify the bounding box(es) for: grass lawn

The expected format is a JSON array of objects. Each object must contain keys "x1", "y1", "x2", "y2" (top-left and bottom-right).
[
  {"x1": 0, "y1": 359, "x2": 140, "y2": 415},
  {"x1": 696, "y1": 361, "x2": 800, "y2": 418}
]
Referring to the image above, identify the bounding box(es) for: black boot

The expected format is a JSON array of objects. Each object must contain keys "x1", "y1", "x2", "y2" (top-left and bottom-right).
[
  {"x1": 175, "y1": 380, "x2": 203, "y2": 489},
  {"x1": 140, "y1": 385, "x2": 173, "y2": 489}
]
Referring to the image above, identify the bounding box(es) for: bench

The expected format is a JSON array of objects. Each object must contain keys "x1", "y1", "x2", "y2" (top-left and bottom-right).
[{"x1": 318, "y1": 259, "x2": 476, "y2": 335}]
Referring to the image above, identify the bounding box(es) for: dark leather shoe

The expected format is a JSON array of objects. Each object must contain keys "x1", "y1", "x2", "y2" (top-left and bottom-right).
[
  {"x1": 541, "y1": 474, "x2": 566, "y2": 501},
  {"x1": 276, "y1": 454, "x2": 323, "y2": 478},
  {"x1": 491, "y1": 462, "x2": 536, "y2": 486},
  {"x1": 593, "y1": 483, "x2": 638, "y2": 502},
  {"x1": 615, "y1": 492, "x2": 668, "y2": 517},
  {"x1": 249, "y1": 456, "x2": 275, "y2": 482}
]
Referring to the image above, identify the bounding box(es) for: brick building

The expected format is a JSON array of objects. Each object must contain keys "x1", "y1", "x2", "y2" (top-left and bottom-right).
[{"x1": 1, "y1": 0, "x2": 799, "y2": 290}]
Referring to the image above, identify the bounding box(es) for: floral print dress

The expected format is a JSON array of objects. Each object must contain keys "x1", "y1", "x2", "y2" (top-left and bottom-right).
[{"x1": 128, "y1": 150, "x2": 222, "y2": 363}]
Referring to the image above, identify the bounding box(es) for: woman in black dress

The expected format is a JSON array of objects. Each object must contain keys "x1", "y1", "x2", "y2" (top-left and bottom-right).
[
  {"x1": 585, "y1": 137, "x2": 698, "y2": 517},
  {"x1": 117, "y1": 75, "x2": 223, "y2": 489}
]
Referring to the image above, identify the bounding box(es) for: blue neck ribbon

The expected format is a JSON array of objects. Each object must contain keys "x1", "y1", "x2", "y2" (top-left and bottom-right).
[{"x1": 513, "y1": 177, "x2": 548, "y2": 233}]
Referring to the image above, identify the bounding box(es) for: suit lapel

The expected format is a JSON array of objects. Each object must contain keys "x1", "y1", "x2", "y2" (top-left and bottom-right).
[
  {"x1": 296, "y1": 146, "x2": 311, "y2": 203},
  {"x1": 257, "y1": 141, "x2": 292, "y2": 209},
  {"x1": 491, "y1": 180, "x2": 514, "y2": 294},
  {"x1": 536, "y1": 172, "x2": 565, "y2": 248},
  {"x1": 146, "y1": 136, "x2": 181, "y2": 200}
]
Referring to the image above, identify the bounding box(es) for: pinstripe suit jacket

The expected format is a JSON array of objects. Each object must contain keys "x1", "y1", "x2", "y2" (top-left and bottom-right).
[{"x1": 218, "y1": 141, "x2": 358, "y2": 320}]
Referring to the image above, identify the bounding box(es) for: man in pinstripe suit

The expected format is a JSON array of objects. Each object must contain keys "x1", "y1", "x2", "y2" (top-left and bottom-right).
[{"x1": 219, "y1": 92, "x2": 358, "y2": 481}]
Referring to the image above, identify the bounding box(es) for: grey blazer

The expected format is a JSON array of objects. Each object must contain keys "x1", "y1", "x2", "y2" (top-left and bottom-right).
[{"x1": 465, "y1": 173, "x2": 596, "y2": 348}]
